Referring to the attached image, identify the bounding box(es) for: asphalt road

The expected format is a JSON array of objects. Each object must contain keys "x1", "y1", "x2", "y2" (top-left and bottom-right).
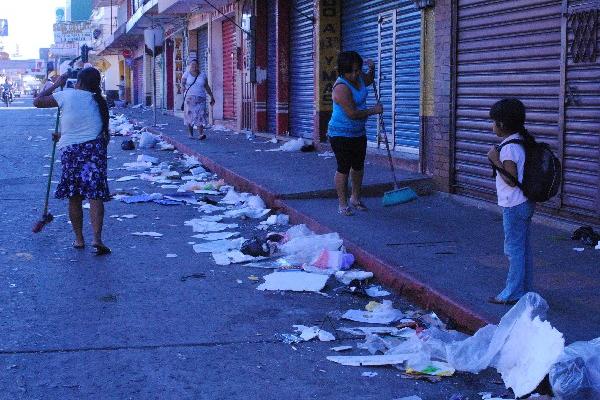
[{"x1": 0, "y1": 97, "x2": 504, "y2": 399}]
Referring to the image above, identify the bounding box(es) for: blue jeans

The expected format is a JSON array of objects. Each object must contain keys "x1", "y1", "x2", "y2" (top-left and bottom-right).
[{"x1": 498, "y1": 200, "x2": 535, "y2": 301}]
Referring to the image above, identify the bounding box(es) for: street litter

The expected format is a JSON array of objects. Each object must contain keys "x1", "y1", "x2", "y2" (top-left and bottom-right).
[
  {"x1": 573, "y1": 248, "x2": 585, "y2": 252},
  {"x1": 123, "y1": 161, "x2": 153, "y2": 171},
  {"x1": 280, "y1": 229, "x2": 343, "y2": 264},
  {"x1": 266, "y1": 138, "x2": 306, "y2": 152},
  {"x1": 192, "y1": 238, "x2": 246, "y2": 253},
  {"x1": 365, "y1": 285, "x2": 391, "y2": 297},
  {"x1": 184, "y1": 219, "x2": 238, "y2": 233},
  {"x1": 166, "y1": 254, "x2": 178, "y2": 258},
  {"x1": 327, "y1": 354, "x2": 413, "y2": 366},
  {"x1": 220, "y1": 188, "x2": 248, "y2": 205},
  {"x1": 224, "y1": 207, "x2": 270, "y2": 219},
  {"x1": 292, "y1": 325, "x2": 335, "y2": 342},
  {"x1": 318, "y1": 151, "x2": 335, "y2": 159},
  {"x1": 261, "y1": 214, "x2": 290, "y2": 226},
  {"x1": 212, "y1": 250, "x2": 263, "y2": 266},
  {"x1": 331, "y1": 346, "x2": 353, "y2": 352},
  {"x1": 156, "y1": 141, "x2": 175, "y2": 151},
  {"x1": 361, "y1": 372, "x2": 378, "y2": 377},
  {"x1": 192, "y1": 232, "x2": 240, "y2": 241},
  {"x1": 181, "y1": 154, "x2": 201, "y2": 168},
  {"x1": 549, "y1": 337, "x2": 600, "y2": 399},
  {"x1": 342, "y1": 300, "x2": 404, "y2": 324},
  {"x1": 137, "y1": 154, "x2": 159, "y2": 164},
  {"x1": 310, "y1": 250, "x2": 354, "y2": 272},
  {"x1": 118, "y1": 193, "x2": 163, "y2": 204},
  {"x1": 257, "y1": 271, "x2": 329, "y2": 293},
  {"x1": 131, "y1": 232, "x2": 163, "y2": 237},
  {"x1": 116, "y1": 175, "x2": 138, "y2": 182},
  {"x1": 571, "y1": 225, "x2": 600, "y2": 247},
  {"x1": 197, "y1": 203, "x2": 226, "y2": 214},
  {"x1": 138, "y1": 131, "x2": 159, "y2": 148},
  {"x1": 163, "y1": 192, "x2": 199, "y2": 205},
  {"x1": 335, "y1": 270, "x2": 373, "y2": 285}
]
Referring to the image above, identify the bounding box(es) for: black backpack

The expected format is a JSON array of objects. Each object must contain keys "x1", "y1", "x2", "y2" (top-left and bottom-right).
[{"x1": 493, "y1": 135, "x2": 562, "y2": 203}]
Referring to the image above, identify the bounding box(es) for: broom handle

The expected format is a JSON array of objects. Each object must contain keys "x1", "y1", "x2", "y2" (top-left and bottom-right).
[
  {"x1": 43, "y1": 110, "x2": 60, "y2": 215},
  {"x1": 372, "y1": 83, "x2": 399, "y2": 189}
]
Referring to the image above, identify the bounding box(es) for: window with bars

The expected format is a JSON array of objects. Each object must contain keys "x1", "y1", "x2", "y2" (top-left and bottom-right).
[{"x1": 569, "y1": 9, "x2": 598, "y2": 63}]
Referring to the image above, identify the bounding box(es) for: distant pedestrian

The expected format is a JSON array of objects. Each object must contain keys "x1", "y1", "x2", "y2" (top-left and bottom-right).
[
  {"x1": 327, "y1": 51, "x2": 382, "y2": 216},
  {"x1": 33, "y1": 67, "x2": 112, "y2": 255},
  {"x1": 117, "y1": 75, "x2": 125, "y2": 101},
  {"x1": 181, "y1": 59, "x2": 215, "y2": 140},
  {"x1": 487, "y1": 98, "x2": 534, "y2": 305}
]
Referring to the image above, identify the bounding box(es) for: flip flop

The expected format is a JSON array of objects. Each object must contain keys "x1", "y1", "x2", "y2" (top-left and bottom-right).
[
  {"x1": 92, "y1": 244, "x2": 112, "y2": 256},
  {"x1": 72, "y1": 241, "x2": 85, "y2": 249},
  {"x1": 350, "y1": 200, "x2": 368, "y2": 211},
  {"x1": 488, "y1": 296, "x2": 518, "y2": 306},
  {"x1": 338, "y1": 206, "x2": 354, "y2": 216}
]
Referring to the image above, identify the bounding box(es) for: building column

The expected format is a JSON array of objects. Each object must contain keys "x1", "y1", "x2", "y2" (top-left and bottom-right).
[
  {"x1": 275, "y1": 0, "x2": 290, "y2": 135},
  {"x1": 314, "y1": 0, "x2": 341, "y2": 143},
  {"x1": 254, "y1": 0, "x2": 268, "y2": 132}
]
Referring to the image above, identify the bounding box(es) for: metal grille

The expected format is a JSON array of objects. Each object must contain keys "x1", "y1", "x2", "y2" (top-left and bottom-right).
[{"x1": 569, "y1": 8, "x2": 598, "y2": 63}]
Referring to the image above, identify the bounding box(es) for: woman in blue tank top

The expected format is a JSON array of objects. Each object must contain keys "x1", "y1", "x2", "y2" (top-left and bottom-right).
[{"x1": 328, "y1": 51, "x2": 382, "y2": 216}]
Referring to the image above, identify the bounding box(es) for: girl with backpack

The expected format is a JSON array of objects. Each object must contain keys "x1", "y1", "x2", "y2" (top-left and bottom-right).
[{"x1": 486, "y1": 98, "x2": 534, "y2": 305}]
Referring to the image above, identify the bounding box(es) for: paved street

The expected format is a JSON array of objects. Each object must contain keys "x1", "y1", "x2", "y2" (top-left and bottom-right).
[{"x1": 0, "y1": 98, "x2": 510, "y2": 399}]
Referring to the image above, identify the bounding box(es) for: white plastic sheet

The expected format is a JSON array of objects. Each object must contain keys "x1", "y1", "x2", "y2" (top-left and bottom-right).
[
  {"x1": 342, "y1": 300, "x2": 404, "y2": 325},
  {"x1": 257, "y1": 271, "x2": 329, "y2": 293}
]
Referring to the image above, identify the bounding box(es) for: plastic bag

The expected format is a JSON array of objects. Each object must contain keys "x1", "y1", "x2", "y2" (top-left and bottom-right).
[
  {"x1": 139, "y1": 131, "x2": 158, "y2": 148},
  {"x1": 280, "y1": 232, "x2": 343, "y2": 264},
  {"x1": 549, "y1": 338, "x2": 600, "y2": 400}
]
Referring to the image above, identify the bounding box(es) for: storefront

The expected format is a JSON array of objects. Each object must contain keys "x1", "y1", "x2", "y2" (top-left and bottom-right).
[
  {"x1": 222, "y1": 19, "x2": 237, "y2": 120},
  {"x1": 132, "y1": 56, "x2": 144, "y2": 105},
  {"x1": 341, "y1": 0, "x2": 422, "y2": 152},
  {"x1": 452, "y1": 0, "x2": 600, "y2": 220}
]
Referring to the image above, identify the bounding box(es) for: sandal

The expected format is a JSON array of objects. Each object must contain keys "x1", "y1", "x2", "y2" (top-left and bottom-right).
[
  {"x1": 488, "y1": 296, "x2": 518, "y2": 306},
  {"x1": 350, "y1": 200, "x2": 368, "y2": 211},
  {"x1": 338, "y1": 206, "x2": 354, "y2": 216},
  {"x1": 72, "y1": 241, "x2": 85, "y2": 249},
  {"x1": 92, "y1": 244, "x2": 112, "y2": 256}
]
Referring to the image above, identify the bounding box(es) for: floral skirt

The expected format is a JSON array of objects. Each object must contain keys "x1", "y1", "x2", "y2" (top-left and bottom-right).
[
  {"x1": 183, "y1": 95, "x2": 207, "y2": 127},
  {"x1": 55, "y1": 138, "x2": 111, "y2": 201}
]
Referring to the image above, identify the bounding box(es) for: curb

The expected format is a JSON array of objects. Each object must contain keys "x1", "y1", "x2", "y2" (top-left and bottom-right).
[{"x1": 153, "y1": 128, "x2": 492, "y2": 333}]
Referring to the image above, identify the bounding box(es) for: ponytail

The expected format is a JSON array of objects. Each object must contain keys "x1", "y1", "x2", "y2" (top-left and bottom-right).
[
  {"x1": 92, "y1": 88, "x2": 110, "y2": 143},
  {"x1": 77, "y1": 67, "x2": 110, "y2": 144}
]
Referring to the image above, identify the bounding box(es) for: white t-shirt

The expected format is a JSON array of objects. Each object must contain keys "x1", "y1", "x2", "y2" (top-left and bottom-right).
[
  {"x1": 52, "y1": 89, "x2": 103, "y2": 149},
  {"x1": 496, "y1": 133, "x2": 528, "y2": 208},
  {"x1": 182, "y1": 71, "x2": 207, "y2": 98}
]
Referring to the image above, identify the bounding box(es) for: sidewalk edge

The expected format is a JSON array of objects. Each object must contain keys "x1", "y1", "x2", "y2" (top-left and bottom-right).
[{"x1": 156, "y1": 129, "x2": 492, "y2": 333}]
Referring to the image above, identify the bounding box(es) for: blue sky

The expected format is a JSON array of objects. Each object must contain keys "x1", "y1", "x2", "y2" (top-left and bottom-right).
[{"x1": 0, "y1": 0, "x2": 66, "y2": 59}]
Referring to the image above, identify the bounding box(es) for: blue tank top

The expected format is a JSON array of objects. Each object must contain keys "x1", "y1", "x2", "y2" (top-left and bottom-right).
[{"x1": 327, "y1": 76, "x2": 368, "y2": 138}]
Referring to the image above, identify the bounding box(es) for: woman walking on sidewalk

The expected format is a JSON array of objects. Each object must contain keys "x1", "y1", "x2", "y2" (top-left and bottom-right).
[
  {"x1": 487, "y1": 98, "x2": 535, "y2": 305},
  {"x1": 181, "y1": 59, "x2": 215, "y2": 140},
  {"x1": 33, "y1": 67, "x2": 112, "y2": 255},
  {"x1": 327, "y1": 51, "x2": 382, "y2": 216}
]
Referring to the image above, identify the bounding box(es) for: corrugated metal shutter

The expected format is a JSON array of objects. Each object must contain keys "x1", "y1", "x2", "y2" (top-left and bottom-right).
[
  {"x1": 197, "y1": 26, "x2": 209, "y2": 75},
  {"x1": 454, "y1": 1, "x2": 562, "y2": 201},
  {"x1": 133, "y1": 57, "x2": 143, "y2": 105},
  {"x1": 289, "y1": 0, "x2": 315, "y2": 139},
  {"x1": 341, "y1": 0, "x2": 421, "y2": 149},
  {"x1": 222, "y1": 19, "x2": 236, "y2": 119},
  {"x1": 562, "y1": 1, "x2": 600, "y2": 216},
  {"x1": 266, "y1": 0, "x2": 277, "y2": 134}
]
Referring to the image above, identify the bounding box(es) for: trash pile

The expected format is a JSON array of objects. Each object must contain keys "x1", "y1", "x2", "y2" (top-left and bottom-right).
[{"x1": 109, "y1": 114, "x2": 600, "y2": 400}]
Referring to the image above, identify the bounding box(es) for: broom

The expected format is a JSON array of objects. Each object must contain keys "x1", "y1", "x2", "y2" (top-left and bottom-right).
[
  {"x1": 32, "y1": 110, "x2": 60, "y2": 233},
  {"x1": 372, "y1": 82, "x2": 418, "y2": 206}
]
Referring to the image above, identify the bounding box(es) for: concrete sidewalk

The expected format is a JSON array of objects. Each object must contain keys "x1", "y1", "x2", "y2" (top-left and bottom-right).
[{"x1": 120, "y1": 107, "x2": 600, "y2": 342}]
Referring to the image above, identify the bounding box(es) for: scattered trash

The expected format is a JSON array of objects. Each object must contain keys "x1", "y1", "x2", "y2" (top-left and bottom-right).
[
  {"x1": 139, "y1": 131, "x2": 159, "y2": 148},
  {"x1": 116, "y1": 175, "x2": 138, "y2": 182},
  {"x1": 131, "y1": 232, "x2": 163, "y2": 237},
  {"x1": 137, "y1": 154, "x2": 159, "y2": 164},
  {"x1": 121, "y1": 139, "x2": 135, "y2": 150},
  {"x1": 257, "y1": 271, "x2": 329, "y2": 293},
  {"x1": 310, "y1": 250, "x2": 354, "y2": 271},
  {"x1": 293, "y1": 325, "x2": 336, "y2": 342},
  {"x1": 365, "y1": 285, "x2": 391, "y2": 297},
  {"x1": 261, "y1": 214, "x2": 290, "y2": 226},
  {"x1": 192, "y1": 232, "x2": 240, "y2": 241},
  {"x1": 327, "y1": 354, "x2": 412, "y2": 366},
  {"x1": 99, "y1": 294, "x2": 118, "y2": 302},
  {"x1": 571, "y1": 226, "x2": 600, "y2": 247},
  {"x1": 166, "y1": 254, "x2": 178, "y2": 258},
  {"x1": 573, "y1": 247, "x2": 585, "y2": 252},
  {"x1": 331, "y1": 345, "x2": 353, "y2": 352},
  {"x1": 118, "y1": 193, "x2": 163, "y2": 204},
  {"x1": 180, "y1": 273, "x2": 206, "y2": 282},
  {"x1": 361, "y1": 371, "x2": 378, "y2": 378},
  {"x1": 342, "y1": 300, "x2": 404, "y2": 325},
  {"x1": 266, "y1": 138, "x2": 306, "y2": 152},
  {"x1": 335, "y1": 270, "x2": 373, "y2": 285},
  {"x1": 318, "y1": 151, "x2": 335, "y2": 159},
  {"x1": 192, "y1": 238, "x2": 245, "y2": 253},
  {"x1": 212, "y1": 250, "x2": 263, "y2": 266},
  {"x1": 184, "y1": 219, "x2": 238, "y2": 233},
  {"x1": 549, "y1": 337, "x2": 600, "y2": 400},
  {"x1": 301, "y1": 143, "x2": 316, "y2": 152}
]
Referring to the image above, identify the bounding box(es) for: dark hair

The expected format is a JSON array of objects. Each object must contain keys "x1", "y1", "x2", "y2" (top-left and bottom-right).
[
  {"x1": 337, "y1": 51, "x2": 363, "y2": 77},
  {"x1": 77, "y1": 67, "x2": 109, "y2": 143},
  {"x1": 490, "y1": 98, "x2": 530, "y2": 138}
]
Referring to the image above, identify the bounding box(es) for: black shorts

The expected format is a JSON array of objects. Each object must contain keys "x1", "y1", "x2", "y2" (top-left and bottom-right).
[{"x1": 329, "y1": 135, "x2": 367, "y2": 174}]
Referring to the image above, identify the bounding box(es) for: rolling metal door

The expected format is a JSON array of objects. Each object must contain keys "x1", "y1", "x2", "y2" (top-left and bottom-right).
[
  {"x1": 289, "y1": 0, "x2": 315, "y2": 138},
  {"x1": 341, "y1": 0, "x2": 421, "y2": 150},
  {"x1": 267, "y1": 0, "x2": 277, "y2": 134},
  {"x1": 454, "y1": 1, "x2": 563, "y2": 201},
  {"x1": 222, "y1": 19, "x2": 236, "y2": 119},
  {"x1": 154, "y1": 56, "x2": 163, "y2": 108},
  {"x1": 562, "y1": 1, "x2": 600, "y2": 216},
  {"x1": 133, "y1": 56, "x2": 143, "y2": 105},
  {"x1": 197, "y1": 26, "x2": 209, "y2": 75}
]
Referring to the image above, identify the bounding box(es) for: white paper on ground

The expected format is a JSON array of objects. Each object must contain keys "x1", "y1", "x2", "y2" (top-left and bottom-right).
[
  {"x1": 123, "y1": 161, "x2": 153, "y2": 171},
  {"x1": 331, "y1": 345, "x2": 353, "y2": 352},
  {"x1": 337, "y1": 327, "x2": 408, "y2": 337},
  {"x1": 266, "y1": 138, "x2": 305, "y2": 152},
  {"x1": 293, "y1": 325, "x2": 336, "y2": 342},
  {"x1": 393, "y1": 396, "x2": 423, "y2": 400},
  {"x1": 131, "y1": 232, "x2": 163, "y2": 237},
  {"x1": 335, "y1": 270, "x2": 374, "y2": 285},
  {"x1": 197, "y1": 204, "x2": 226, "y2": 214},
  {"x1": 361, "y1": 372, "x2": 378, "y2": 378},
  {"x1": 365, "y1": 285, "x2": 391, "y2": 297},
  {"x1": 246, "y1": 195, "x2": 266, "y2": 209},
  {"x1": 192, "y1": 232, "x2": 240, "y2": 241},
  {"x1": 137, "y1": 154, "x2": 158, "y2": 164},
  {"x1": 342, "y1": 300, "x2": 404, "y2": 324},
  {"x1": 257, "y1": 271, "x2": 329, "y2": 293},
  {"x1": 120, "y1": 214, "x2": 137, "y2": 219},
  {"x1": 192, "y1": 238, "x2": 245, "y2": 253},
  {"x1": 224, "y1": 207, "x2": 270, "y2": 219},
  {"x1": 327, "y1": 354, "x2": 411, "y2": 366},
  {"x1": 212, "y1": 250, "x2": 263, "y2": 266},
  {"x1": 116, "y1": 175, "x2": 139, "y2": 182},
  {"x1": 166, "y1": 254, "x2": 177, "y2": 258},
  {"x1": 184, "y1": 219, "x2": 238, "y2": 233},
  {"x1": 220, "y1": 189, "x2": 247, "y2": 205}
]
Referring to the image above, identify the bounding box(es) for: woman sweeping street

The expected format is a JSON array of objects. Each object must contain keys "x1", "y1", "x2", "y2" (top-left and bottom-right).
[
  {"x1": 327, "y1": 51, "x2": 382, "y2": 216},
  {"x1": 181, "y1": 59, "x2": 215, "y2": 140},
  {"x1": 33, "y1": 67, "x2": 112, "y2": 255}
]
